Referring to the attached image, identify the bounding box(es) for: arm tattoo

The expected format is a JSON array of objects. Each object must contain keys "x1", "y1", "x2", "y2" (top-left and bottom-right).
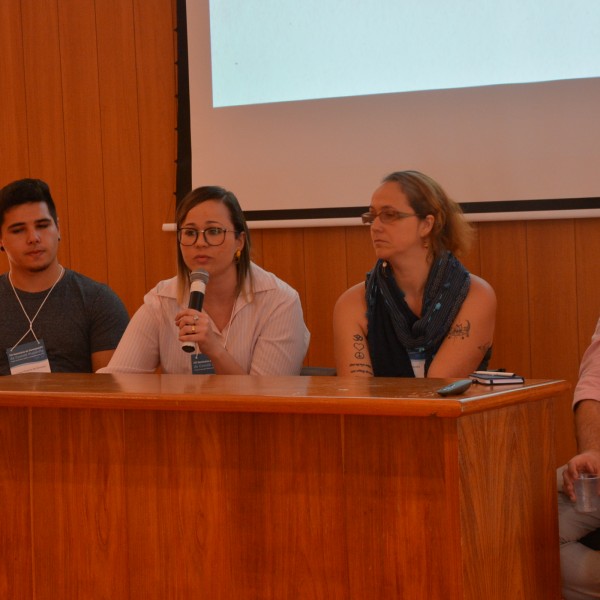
[
  {"x1": 352, "y1": 333, "x2": 366, "y2": 360},
  {"x1": 350, "y1": 334, "x2": 373, "y2": 374},
  {"x1": 447, "y1": 320, "x2": 471, "y2": 340}
]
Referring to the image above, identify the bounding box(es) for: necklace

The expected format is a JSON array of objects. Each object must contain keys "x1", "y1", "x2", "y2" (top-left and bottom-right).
[{"x1": 9, "y1": 265, "x2": 65, "y2": 349}]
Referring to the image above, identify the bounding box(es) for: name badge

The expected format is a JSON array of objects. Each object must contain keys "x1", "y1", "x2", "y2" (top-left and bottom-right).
[
  {"x1": 408, "y1": 348, "x2": 425, "y2": 378},
  {"x1": 191, "y1": 353, "x2": 216, "y2": 374},
  {"x1": 6, "y1": 340, "x2": 51, "y2": 374}
]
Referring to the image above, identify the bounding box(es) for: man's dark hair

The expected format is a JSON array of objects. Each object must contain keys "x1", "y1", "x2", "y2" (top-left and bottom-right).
[{"x1": 0, "y1": 178, "x2": 58, "y2": 229}]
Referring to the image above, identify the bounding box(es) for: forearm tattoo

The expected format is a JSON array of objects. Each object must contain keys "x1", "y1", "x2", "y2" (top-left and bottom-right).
[
  {"x1": 447, "y1": 320, "x2": 471, "y2": 340},
  {"x1": 350, "y1": 334, "x2": 373, "y2": 375}
]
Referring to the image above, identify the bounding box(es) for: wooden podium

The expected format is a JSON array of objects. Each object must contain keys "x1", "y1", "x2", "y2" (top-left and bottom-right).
[{"x1": 0, "y1": 373, "x2": 568, "y2": 599}]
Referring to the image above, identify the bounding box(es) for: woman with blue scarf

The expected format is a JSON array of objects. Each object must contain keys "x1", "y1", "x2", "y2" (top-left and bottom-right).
[{"x1": 334, "y1": 170, "x2": 496, "y2": 378}]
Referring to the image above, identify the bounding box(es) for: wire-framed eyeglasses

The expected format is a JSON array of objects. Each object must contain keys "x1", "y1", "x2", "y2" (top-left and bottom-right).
[
  {"x1": 177, "y1": 227, "x2": 238, "y2": 247},
  {"x1": 361, "y1": 209, "x2": 419, "y2": 225}
]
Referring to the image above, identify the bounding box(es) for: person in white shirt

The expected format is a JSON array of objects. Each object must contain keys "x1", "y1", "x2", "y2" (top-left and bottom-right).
[{"x1": 100, "y1": 186, "x2": 309, "y2": 375}]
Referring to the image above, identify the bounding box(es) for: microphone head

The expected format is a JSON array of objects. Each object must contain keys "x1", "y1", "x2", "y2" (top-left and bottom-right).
[{"x1": 189, "y1": 269, "x2": 209, "y2": 284}]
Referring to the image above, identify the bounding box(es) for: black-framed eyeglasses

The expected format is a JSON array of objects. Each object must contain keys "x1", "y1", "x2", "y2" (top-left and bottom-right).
[
  {"x1": 177, "y1": 227, "x2": 238, "y2": 247},
  {"x1": 361, "y1": 209, "x2": 419, "y2": 225}
]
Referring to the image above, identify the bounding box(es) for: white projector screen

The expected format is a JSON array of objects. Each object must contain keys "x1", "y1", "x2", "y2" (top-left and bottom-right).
[{"x1": 185, "y1": 0, "x2": 600, "y2": 226}]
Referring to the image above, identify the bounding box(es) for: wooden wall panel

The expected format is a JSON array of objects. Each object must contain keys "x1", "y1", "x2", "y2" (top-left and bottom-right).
[
  {"x1": 57, "y1": 0, "x2": 107, "y2": 282},
  {"x1": 0, "y1": 409, "x2": 33, "y2": 598},
  {"x1": 20, "y1": 0, "x2": 70, "y2": 266},
  {"x1": 460, "y1": 222, "x2": 482, "y2": 277},
  {"x1": 95, "y1": 0, "x2": 146, "y2": 311},
  {"x1": 0, "y1": 2, "x2": 28, "y2": 180},
  {"x1": 343, "y1": 225, "x2": 374, "y2": 287},
  {"x1": 133, "y1": 0, "x2": 179, "y2": 290},
  {"x1": 260, "y1": 229, "x2": 307, "y2": 307},
  {"x1": 478, "y1": 221, "x2": 531, "y2": 376},
  {"x1": 575, "y1": 218, "x2": 600, "y2": 357},
  {"x1": 526, "y1": 220, "x2": 579, "y2": 381},
  {"x1": 303, "y1": 228, "x2": 348, "y2": 367},
  {"x1": 260, "y1": 229, "x2": 309, "y2": 364},
  {"x1": 0, "y1": 0, "x2": 26, "y2": 271},
  {"x1": 249, "y1": 228, "x2": 264, "y2": 265},
  {"x1": 527, "y1": 220, "x2": 579, "y2": 464}
]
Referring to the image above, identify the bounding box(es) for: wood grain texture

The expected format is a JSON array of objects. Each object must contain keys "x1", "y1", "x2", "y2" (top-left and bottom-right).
[
  {"x1": 0, "y1": 373, "x2": 570, "y2": 419},
  {"x1": 303, "y1": 228, "x2": 348, "y2": 367},
  {"x1": 249, "y1": 229, "x2": 264, "y2": 266},
  {"x1": 95, "y1": 0, "x2": 147, "y2": 310},
  {"x1": 57, "y1": 0, "x2": 108, "y2": 282},
  {"x1": 30, "y1": 409, "x2": 128, "y2": 599},
  {"x1": 478, "y1": 221, "x2": 531, "y2": 376},
  {"x1": 260, "y1": 229, "x2": 307, "y2": 309},
  {"x1": 575, "y1": 218, "x2": 600, "y2": 358},
  {"x1": 0, "y1": 377, "x2": 564, "y2": 599},
  {"x1": 0, "y1": 408, "x2": 32, "y2": 599},
  {"x1": 458, "y1": 400, "x2": 560, "y2": 599},
  {"x1": 460, "y1": 222, "x2": 482, "y2": 276},
  {"x1": 526, "y1": 220, "x2": 579, "y2": 464},
  {"x1": 20, "y1": 0, "x2": 70, "y2": 267},
  {"x1": 133, "y1": 0, "x2": 179, "y2": 291},
  {"x1": 0, "y1": 0, "x2": 25, "y2": 272},
  {"x1": 344, "y1": 415, "x2": 463, "y2": 598},
  {"x1": 0, "y1": 1, "x2": 28, "y2": 180},
  {"x1": 526, "y1": 220, "x2": 579, "y2": 382},
  {"x1": 343, "y1": 225, "x2": 375, "y2": 287}
]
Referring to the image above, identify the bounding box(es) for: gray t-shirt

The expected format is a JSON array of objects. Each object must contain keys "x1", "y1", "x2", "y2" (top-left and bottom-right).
[{"x1": 0, "y1": 269, "x2": 129, "y2": 375}]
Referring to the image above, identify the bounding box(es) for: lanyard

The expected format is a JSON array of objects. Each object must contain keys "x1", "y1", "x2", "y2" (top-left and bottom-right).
[{"x1": 9, "y1": 266, "x2": 65, "y2": 349}]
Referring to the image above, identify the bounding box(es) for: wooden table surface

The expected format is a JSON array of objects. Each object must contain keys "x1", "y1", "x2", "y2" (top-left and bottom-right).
[{"x1": 0, "y1": 372, "x2": 570, "y2": 416}]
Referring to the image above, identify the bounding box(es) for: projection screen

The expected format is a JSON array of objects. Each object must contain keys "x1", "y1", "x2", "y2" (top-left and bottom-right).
[{"x1": 184, "y1": 0, "x2": 600, "y2": 227}]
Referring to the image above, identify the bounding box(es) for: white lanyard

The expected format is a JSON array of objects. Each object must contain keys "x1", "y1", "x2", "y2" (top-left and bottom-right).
[{"x1": 9, "y1": 266, "x2": 65, "y2": 349}]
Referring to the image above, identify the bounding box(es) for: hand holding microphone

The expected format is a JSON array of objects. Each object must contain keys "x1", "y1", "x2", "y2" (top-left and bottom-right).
[{"x1": 181, "y1": 269, "x2": 209, "y2": 352}]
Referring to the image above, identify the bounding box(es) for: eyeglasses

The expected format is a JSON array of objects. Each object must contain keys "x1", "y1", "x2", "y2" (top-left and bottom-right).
[
  {"x1": 361, "y1": 209, "x2": 419, "y2": 225},
  {"x1": 177, "y1": 227, "x2": 238, "y2": 247}
]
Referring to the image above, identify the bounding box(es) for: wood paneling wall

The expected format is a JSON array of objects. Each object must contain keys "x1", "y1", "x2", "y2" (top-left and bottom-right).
[
  {"x1": 1, "y1": 0, "x2": 599, "y2": 464},
  {"x1": 0, "y1": 0, "x2": 178, "y2": 309}
]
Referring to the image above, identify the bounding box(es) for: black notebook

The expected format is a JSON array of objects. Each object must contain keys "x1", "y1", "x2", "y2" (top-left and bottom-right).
[{"x1": 469, "y1": 372, "x2": 525, "y2": 385}]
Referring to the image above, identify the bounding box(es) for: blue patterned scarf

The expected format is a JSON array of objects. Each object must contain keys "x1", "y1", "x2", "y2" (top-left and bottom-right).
[{"x1": 365, "y1": 251, "x2": 478, "y2": 376}]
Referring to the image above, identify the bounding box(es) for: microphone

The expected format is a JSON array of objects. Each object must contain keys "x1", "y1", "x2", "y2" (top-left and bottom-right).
[{"x1": 181, "y1": 269, "x2": 209, "y2": 353}]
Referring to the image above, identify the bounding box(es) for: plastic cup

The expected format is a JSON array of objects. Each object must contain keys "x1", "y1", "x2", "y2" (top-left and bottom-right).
[{"x1": 574, "y1": 473, "x2": 600, "y2": 513}]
